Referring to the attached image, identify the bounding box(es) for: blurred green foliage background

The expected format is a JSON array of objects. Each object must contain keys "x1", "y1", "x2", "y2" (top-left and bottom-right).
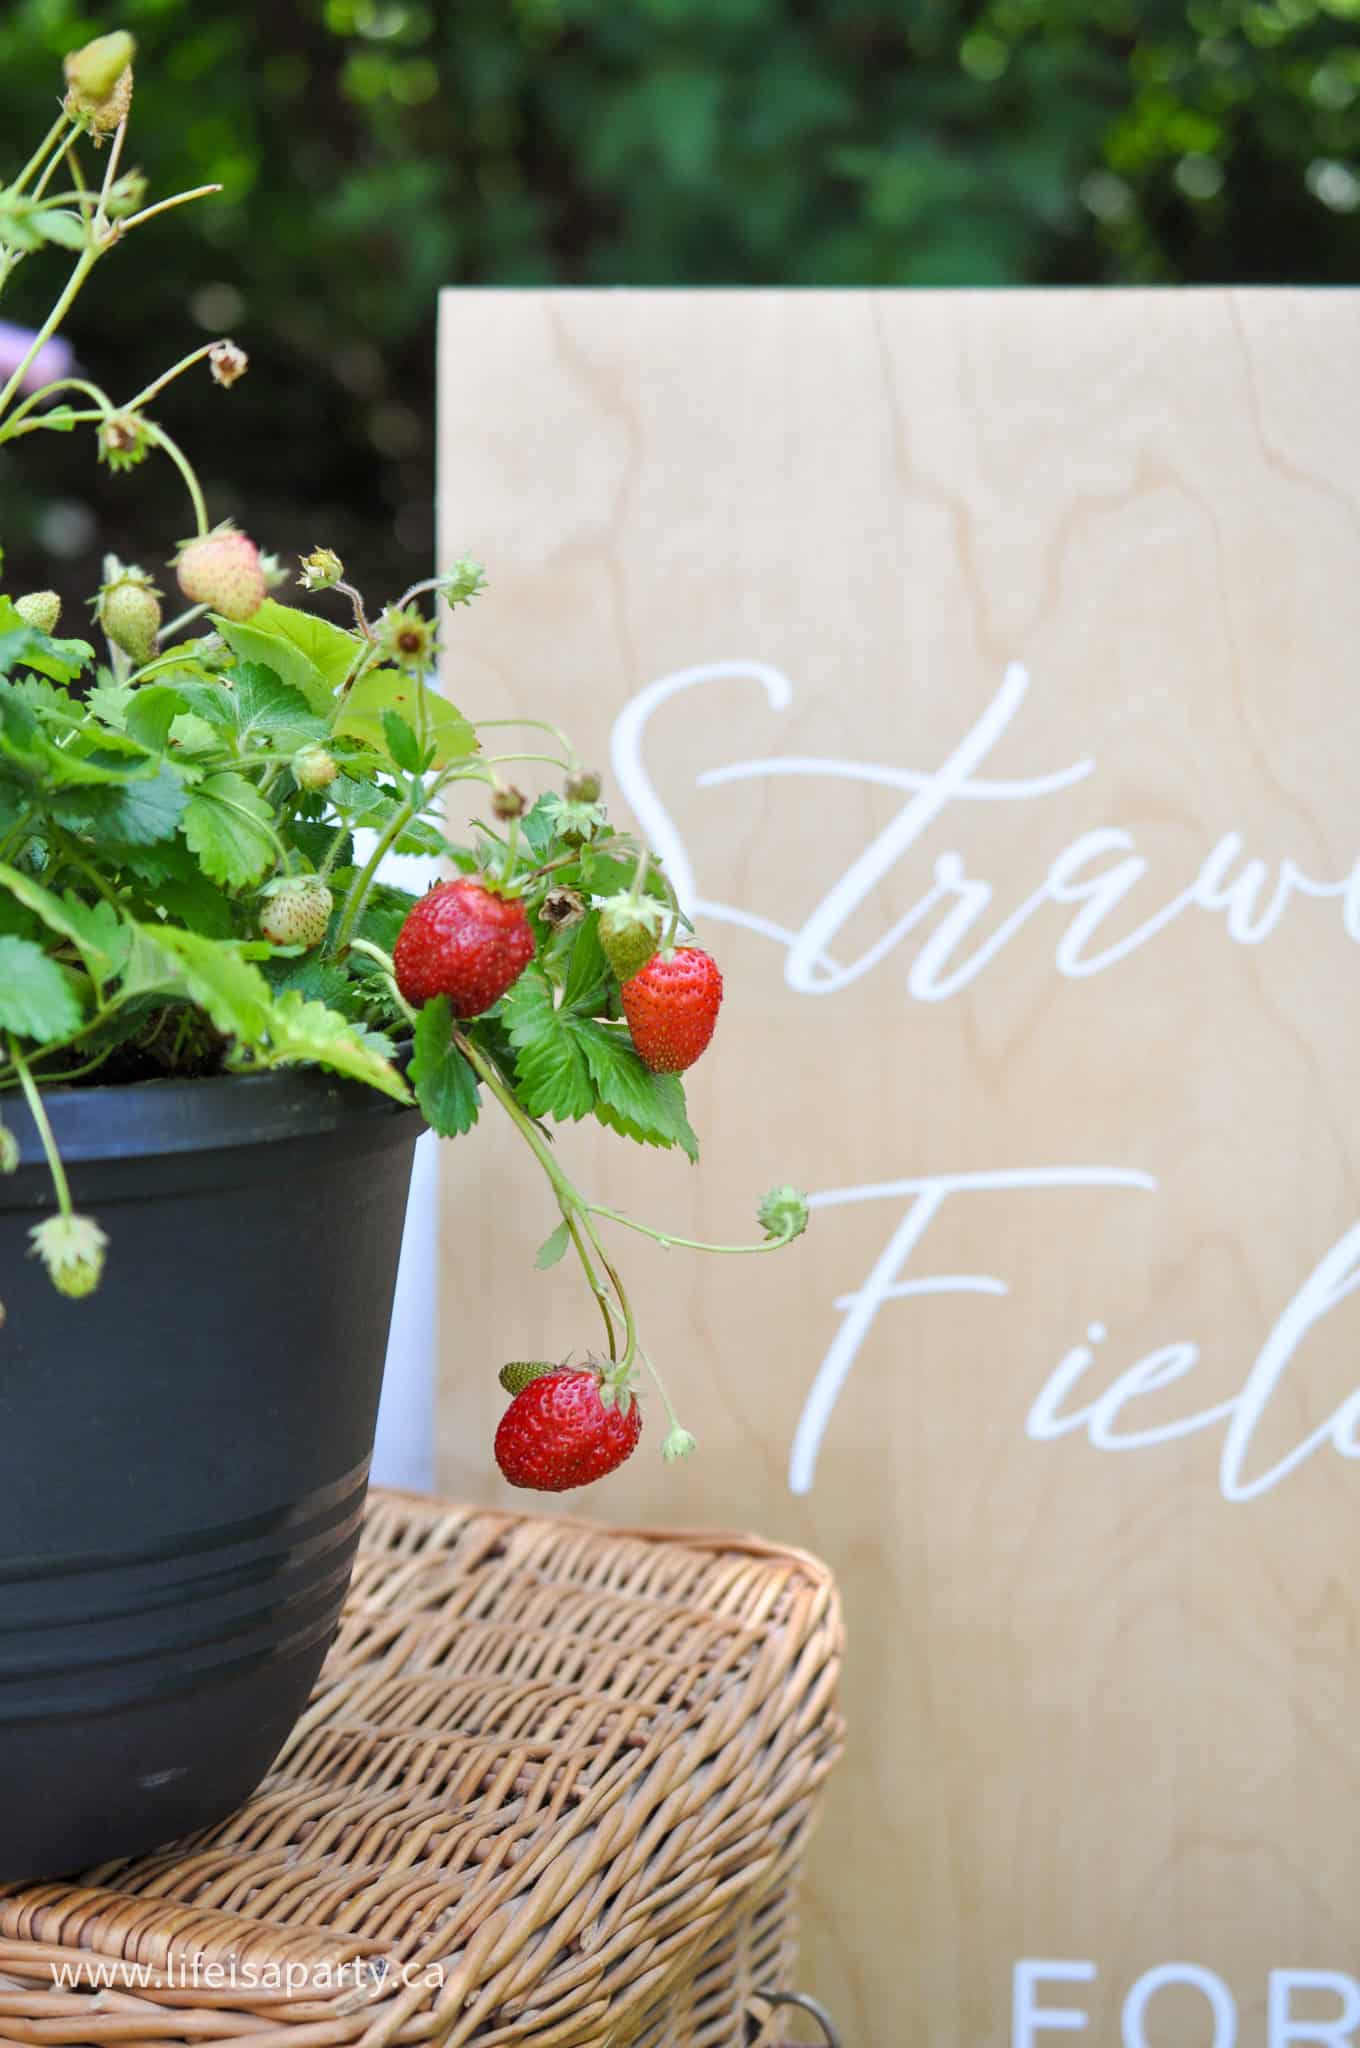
[{"x1": 1, "y1": 0, "x2": 1357, "y2": 618}]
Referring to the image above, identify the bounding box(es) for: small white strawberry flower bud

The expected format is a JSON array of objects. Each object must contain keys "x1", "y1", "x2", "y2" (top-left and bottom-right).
[
  {"x1": 208, "y1": 339, "x2": 248, "y2": 389},
  {"x1": 662, "y1": 1424, "x2": 698, "y2": 1463},
  {"x1": 298, "y1": 546, "x2": 344, "y2": 593},
  {"x1": 29, "y1": 1213, "x2": 109, "y2": 1299},
  {"x1": 436, "y1": 555, "x2": 486, "y2": 609},
  {"x1": 565, "y1": 767, "x2": 602, "y2": 803},
  {"x1": 757, "y1": 1185, "x2": 810, "y2": 1242},
  {"x1": 13, "y1": 590, "x2": 61, "y2": 635},
  {"x1": 0, "y1": 1120, "x2": 19, "y2": 1174}
]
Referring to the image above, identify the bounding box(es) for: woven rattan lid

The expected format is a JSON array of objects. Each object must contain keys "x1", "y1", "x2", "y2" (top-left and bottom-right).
[{"x1": 0, "y1": 1490, "x2": 844, "y2": 2047}]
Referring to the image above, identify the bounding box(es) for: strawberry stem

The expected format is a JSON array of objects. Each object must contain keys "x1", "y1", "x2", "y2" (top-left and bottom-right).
[
  {"x1": 8, "y1": 1037, "x2": 73, "y2": 1221},
  {"x1": 453, "y1": 1027, "x2": 639, "y2": 1368},
  {"x1": 587, "y1": 1203, "x2": 803, "y2": 1257},
  {"x1": 348, "y1": 938, "x2": 418, "y2": 1027}
]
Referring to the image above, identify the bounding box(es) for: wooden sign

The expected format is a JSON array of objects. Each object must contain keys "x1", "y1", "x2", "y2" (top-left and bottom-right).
[{"x1": 434, "y1": 289, "x2": 1360, "y2": 2045}]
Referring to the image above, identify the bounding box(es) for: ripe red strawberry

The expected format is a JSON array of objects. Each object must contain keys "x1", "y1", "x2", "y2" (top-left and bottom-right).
[
  {"x1": 175, "y1": 524, "x2": 267, "y2": 622},
  {"x1": 494, "y1": 1364, "x2": 642, "y2": 1492},
  {"x1": 620, "y1": 946, "x2": 723, "y2": 1073},
  {"x1": 393, "y1": 878, "x2": 534, "y2": 1015}
]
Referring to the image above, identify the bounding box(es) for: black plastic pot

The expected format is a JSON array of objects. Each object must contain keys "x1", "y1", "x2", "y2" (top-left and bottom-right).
[{"x1": 0, "y1": 1066, "x2": 421, "y2": 1881}]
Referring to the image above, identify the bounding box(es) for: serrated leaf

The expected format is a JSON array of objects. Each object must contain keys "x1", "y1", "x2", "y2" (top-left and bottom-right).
[
  {"x1": 211, "y1": 620, "x2": 335, "y2": 716},
  {"x1": 243, "y1": 601, "x2": 359, "y2": 689},
  {"x1": 409, "y1": 994, "x2": 480, "y2": 1135},
  {"x1": 520, "y1": 794, "x2": 559, "y2": 859},
  {"x1": 575, "y1": 1019, "x2": 699, "y2": 1158},
  {"x1": 561, "y1": 912, "x2": 610, "y2": 1011},
  {"x1": 264, "y1": 956, "x2": 359, "y2": 1014},
  {"x1": 534, "y1": 1218, "x2": 571, "y2": 1269},
  {"x1": 593, "y1": 1075, "x2": 700, "y2": 1164},
  {"x1": 53, "y1": 765, "x2": 187, "y2": 845},
  {"x1": 0, "y1": 863, "x2": 125, "y2": 982},
  {"x1": 382, "y1": 708, "x2": 423, "y2": 772},
  {"x1": 265, "y1": 991, "x2": 411, "y2": 1104},
  {"x1": 0, "y1": 935, "x2": 83, "y2": 1039},
  {"x1": 182, "y1": 772, "x2": 275, "y2": 886},
  {"x1": 85, "y1": 681, "x2": 133, "y2": 729},
  {"x1": 234, "y1": 662, "x2": 329, "y2": 750},
  {"x1": 335, "y1": 668, "x2": 475, "y2": 767},
  {"x1": 140, "y1": 926, "x2": 274, "y2": 1038},
  {"x1": 168, "y1": 712, "x2": 221, "y2": 756},
  {"x1": 0, "y1": 599, "x2": 93, "y2": 684},
  {"x1": 502, "y1": 967, "x2": 593, "y2": 1121}
]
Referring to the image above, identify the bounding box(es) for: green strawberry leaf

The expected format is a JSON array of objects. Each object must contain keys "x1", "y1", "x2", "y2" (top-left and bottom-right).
[
  {"x1": 335, "y1": 668, "x2": 476, "y2": 767},
  {"x1": 0, "y1": 864, "x2": 131, "y2": 984},
  {"x1": 264, "y1": 991, "x2": 411, "y2": 1104},
  {"x1": 592, "y1": 1075, "x2": 700, "y2": 1163},
  {"x1": 264, "y1": 956, "x2": 359, "y2": 1015},
  {"x1": 534, "y1": 1218, "x2": 572, "y2": 1269},
  {"x1": 210, "y1": 616, "x2": 337, "y2": 716},
  {"x1": 0, "y1": 598, "x2": 94, "y2": 685},
  {"x1": 576, "y1": 1020, "x2": 699, "y2": 1160},
  {"x1": 183, "y1": 772, "x2": 276, "y2": 886},
  {"x1": 409, "y1": 994, "x2": 480, "y2": 1136},
  {"x1": 560, "y1": 911, "x2": 610, "y2": 1011},
  {"x1": 84, "y1": 681, "x2": 134, "y2": 729},
  {"x1": 520, "y1": 794, "x2": 560, "y2": 859},
  {"x1": 52, "y1": 765, "x2": 187, "y2": 846},
  {"x1": 0, "y1": 935, "x2": 83, "y2": 1040},
  {"x1": 140, "y1": 926, "x2": 274, "y2": 1038},
  {"x1": 382, "y1": 708, "x2": 423, "y2": 773},
  {"x1": 241, "y1": 600, "x2": 358, "y2": 690},
  {"x1": 502, "y1": 966, "x2": 594, "y2": 1121},
  {"x1": 234, "y1": 663, "x2": 329, "y2": 750}
]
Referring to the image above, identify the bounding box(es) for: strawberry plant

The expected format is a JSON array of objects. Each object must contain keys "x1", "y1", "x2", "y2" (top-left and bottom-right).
[{"x1": 0, "y1": 32, "x2": 808, "y2": 1482}]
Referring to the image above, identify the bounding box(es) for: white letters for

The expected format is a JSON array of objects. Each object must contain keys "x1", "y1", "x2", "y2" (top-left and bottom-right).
[{"x1": 1013, "y1": 1961, "x2": 1096, "y2": 2045}]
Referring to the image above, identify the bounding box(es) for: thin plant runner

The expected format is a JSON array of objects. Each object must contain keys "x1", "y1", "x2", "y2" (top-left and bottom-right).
[{"x1": 0, "y1": 29, "x2": 808, "y2": 1484}]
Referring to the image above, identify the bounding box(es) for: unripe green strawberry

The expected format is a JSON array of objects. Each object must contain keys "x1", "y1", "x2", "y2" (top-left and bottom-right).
[
  {"x1": 13, "y1": 590, "x2": 61, "y2": 635},
  {"x1": 63, "y1": 31, "x2": 134, "y2": 104},
  {"x1": 29, "y1": 1214, "x2": 108, "y2": 1299},
  {"x1": 498, "y1": 1359, "x2": 558, "y2": 1396},
  {"x1": 259, "y1": 877, "x2": 333, "y2": 950},
  {"x1": 598, "y1": 892, "x2": 664, "y2": 982},
  {"x1": 758, "y1": 1185, "x2": 811, "y2": 1242},
  {"x1": 175, "y1": 524, "x2": 267, "y2": 623},
  {"x1": 63, "y1": 33, "x2": 134, "y2": 132},
  {"x1": 95, "y1": 566, "x2": 161, "y2": 666},
  {"x1": 292, "y1": 744, "x2": 339, "y2": 791}
]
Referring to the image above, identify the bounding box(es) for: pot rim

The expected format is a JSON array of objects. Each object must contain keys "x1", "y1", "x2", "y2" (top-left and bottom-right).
[{"x1": 2, "y1": 1063, "x2": 419, "y2": 1168}]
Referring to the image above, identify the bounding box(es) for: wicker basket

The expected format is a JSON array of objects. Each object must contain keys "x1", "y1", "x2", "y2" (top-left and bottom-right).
[{"x1": 0, "y1": 1489, "x2": 844, "y2": 2047}]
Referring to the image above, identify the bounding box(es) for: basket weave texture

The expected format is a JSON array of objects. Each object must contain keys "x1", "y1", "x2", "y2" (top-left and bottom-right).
[{"x1": 0, "y1": 1489, "x2": 844, "y2": 2048}]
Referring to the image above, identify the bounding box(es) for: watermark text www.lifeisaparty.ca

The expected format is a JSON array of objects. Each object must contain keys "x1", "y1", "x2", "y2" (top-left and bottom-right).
[{"x1": 46, "y1": 1954, "x2": 447, "y2": 1998}]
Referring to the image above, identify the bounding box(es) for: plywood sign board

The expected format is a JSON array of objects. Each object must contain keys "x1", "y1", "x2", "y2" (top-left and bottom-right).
[{"x1": 434, "y1": 289, "x2": 1360, "y2": 2047}]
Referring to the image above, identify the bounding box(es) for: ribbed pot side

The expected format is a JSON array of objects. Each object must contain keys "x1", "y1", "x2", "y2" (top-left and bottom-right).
[{"x1": 0, "y1": 1067, "x2": 421, "y2": 1881}]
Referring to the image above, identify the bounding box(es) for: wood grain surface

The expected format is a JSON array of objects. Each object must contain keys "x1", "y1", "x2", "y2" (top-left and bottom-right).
[{"x1": 434, "y1": 289, "x2": 1360, "y2": 2046}]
